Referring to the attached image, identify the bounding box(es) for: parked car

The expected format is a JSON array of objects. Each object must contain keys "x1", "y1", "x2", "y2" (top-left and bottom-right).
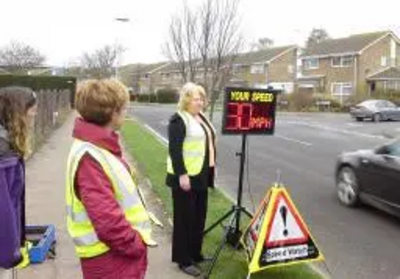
[
  {"x1": 335, "y1": 139, "x2": 400, "y2": 217},
  {"x1": 349, "y1": 99, "x2": 400, "y2": 122}
]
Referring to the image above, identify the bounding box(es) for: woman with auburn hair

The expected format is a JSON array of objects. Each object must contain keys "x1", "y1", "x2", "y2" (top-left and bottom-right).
[
  {"x1": 65, "y1": 79, "x2": 156, "y2": 279},
  {"x1": 0, "y1": 87, "x2": 38, "y2": 278}
]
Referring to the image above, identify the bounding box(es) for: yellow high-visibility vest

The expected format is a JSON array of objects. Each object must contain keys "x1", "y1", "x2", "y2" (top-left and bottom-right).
[
  {"x1": 167, "y1": 111, "x2": 214, "y2": 176},
  {"x1": 65, "y1": 139, "x2": 156, "y2": 259}
]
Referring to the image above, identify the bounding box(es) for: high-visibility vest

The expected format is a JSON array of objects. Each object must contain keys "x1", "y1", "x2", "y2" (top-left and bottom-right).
[
  {"x1": 65, "y1": 139, "x2": 156, "y2": 259},
  {"x1": 167, "y1": 111, "x2": 213, "y2": 176}
]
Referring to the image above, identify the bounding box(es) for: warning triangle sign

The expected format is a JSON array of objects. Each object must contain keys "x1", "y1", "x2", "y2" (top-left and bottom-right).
[
  {"x1": 265, "y1": 191, "x2": 309, "y2": 247},
  {"x1": 241, "y1": 185, "x2": 324, "y2": 274}
]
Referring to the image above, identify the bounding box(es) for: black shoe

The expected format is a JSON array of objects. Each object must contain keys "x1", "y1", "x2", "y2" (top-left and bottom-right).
[
  {"x1": 178, "y1": 264, "x2": 202, "y2": 277},
  {"x1": 193, "y1": 254, "x2": 213, "y2": 263}
]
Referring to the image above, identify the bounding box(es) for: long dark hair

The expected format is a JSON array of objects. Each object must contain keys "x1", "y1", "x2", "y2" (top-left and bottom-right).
[{"x1": 0, "y1": 86, "x2": 37, "y2": 157}]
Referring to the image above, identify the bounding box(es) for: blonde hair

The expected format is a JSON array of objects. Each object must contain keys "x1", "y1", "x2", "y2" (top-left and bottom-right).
[
  {"x1": 178, "y1": 82, "x2": 207, "y2": 112},
  {"x1": 75, "y1": 79, "x2": 129, "y2": 126}
]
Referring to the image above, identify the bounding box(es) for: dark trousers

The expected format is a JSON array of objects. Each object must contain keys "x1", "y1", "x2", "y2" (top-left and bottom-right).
[{"x1": 171, "y1": 186, "x2": 208, "y2": 265}]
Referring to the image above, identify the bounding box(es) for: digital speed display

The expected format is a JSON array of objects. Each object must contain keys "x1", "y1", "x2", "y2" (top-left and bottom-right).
[{"x1": 222, "y1": 87, "x2": 278, "y2": 135}]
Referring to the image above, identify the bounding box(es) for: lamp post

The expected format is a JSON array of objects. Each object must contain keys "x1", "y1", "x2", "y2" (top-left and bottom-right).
[{"x1": 114, "y1": 17, "x2": 130, "y2": 79}]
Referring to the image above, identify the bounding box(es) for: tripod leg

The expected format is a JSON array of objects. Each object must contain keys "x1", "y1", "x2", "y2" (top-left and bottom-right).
[
  {"x1": 204, "y1": 213, "x2": 236, "y2": 279},
  {"x1": 203, "y1": 207, "x2": 235, "y2": 236},
  {"x1": 243, "y1": 208, "x2": 253, "y2": 219}
]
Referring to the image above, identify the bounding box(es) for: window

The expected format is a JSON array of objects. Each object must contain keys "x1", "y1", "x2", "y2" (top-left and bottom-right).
[
  {"x1": 385, "y1": 80, "x2": 400, "y2": 90},
  {"x1": 304, "y1": 58, "x2": 319, "y2": 70},
  {"x1": 331, "y1": 82, "x2": 353, "y2": 96},
  {"x1": 386, "y1": 140, "x2": 400, "y2": 158},
  {"x1": 381, "y1": 56, "x2": 387, "y2": 67},
  {"x1": 250, "y1": 64, "x2": 264, "y2": 74},
  {"x1": 332, "y1": 56, "x2": 353, "y2": 67}
]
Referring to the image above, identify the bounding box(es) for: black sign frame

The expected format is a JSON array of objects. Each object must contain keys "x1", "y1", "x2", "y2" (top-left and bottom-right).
[{"x1": 221, "y1": 87, "x2": 279, "y2": 135}]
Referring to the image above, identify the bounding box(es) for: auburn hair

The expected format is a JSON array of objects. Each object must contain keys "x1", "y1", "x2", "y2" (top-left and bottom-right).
[{"x1": 75, "y1": 79, "x2": 129, "y2": 126}]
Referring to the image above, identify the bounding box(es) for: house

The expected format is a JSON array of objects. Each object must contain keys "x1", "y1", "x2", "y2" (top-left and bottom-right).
[
  {"x1": 230, "y1": 45, "x2": 298, "y2": 93},
  {"x1": 145, "y1": 45, "x2": 298, "y2": 94},
  {"x1": 299, "y1": 30, "x2": 400, "y2": 98},
  {"x1": 119, "y1": 62, "x2": 169, "y2": 94}
]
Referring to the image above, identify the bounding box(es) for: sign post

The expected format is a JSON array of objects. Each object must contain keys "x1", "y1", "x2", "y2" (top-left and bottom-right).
[{"x1": 203, "y1": 87, "x2": 279, "y2": 279}]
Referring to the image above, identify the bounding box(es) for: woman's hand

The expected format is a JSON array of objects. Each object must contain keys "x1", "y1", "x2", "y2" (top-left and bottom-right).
[{"x1": 179, "y1": 174, "x2": 191, "y2": 192}]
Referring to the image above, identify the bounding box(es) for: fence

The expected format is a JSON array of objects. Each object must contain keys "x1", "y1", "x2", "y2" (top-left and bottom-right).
[{"x1": 0, "y1": 75, "x2": 76, "y2": 152}]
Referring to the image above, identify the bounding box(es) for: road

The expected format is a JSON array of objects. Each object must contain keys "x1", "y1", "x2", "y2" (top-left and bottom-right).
[{"x1": 129, "y1": 104, "x2": 400, "y2": 279}]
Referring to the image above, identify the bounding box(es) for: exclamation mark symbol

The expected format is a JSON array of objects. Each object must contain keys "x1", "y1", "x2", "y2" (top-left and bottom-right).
[{"x1": 280, "y1": 206, "x2": 289, "y2": 237}]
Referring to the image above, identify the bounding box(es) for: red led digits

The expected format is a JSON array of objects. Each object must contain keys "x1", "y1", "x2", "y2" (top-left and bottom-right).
[{"x1": 222, "y1": 88, "x2": 277, "y2": 135}]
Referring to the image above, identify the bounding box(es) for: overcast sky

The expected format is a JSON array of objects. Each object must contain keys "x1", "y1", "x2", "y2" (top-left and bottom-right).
[{"x1": 2, "y1": 0, "x2": 399, "y2": 67}]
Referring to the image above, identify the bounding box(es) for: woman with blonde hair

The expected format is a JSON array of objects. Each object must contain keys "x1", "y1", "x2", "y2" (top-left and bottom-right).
[
  {"x1": 166, "y1": 82, "x2": 217, "y2": 277},
  {"x1": 0, "y1": 87, "x2": 38, "y2": 278}
]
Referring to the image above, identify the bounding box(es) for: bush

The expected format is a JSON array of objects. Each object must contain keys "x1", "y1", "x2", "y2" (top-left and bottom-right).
[
  {"x1": 156, "y1": 88, "x2": 178, "y2": 103},
  {"x1": 136, "y1": 93, "x2": 157, "y2": 103},
  {"x1": 287, "y1": 92, "x2": 314, "y2": 111}
]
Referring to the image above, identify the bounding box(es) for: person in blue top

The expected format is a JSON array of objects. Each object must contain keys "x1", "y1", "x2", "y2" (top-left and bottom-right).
[{"x1": 0, "y1": 87, "x2": 37, "y2": 278}]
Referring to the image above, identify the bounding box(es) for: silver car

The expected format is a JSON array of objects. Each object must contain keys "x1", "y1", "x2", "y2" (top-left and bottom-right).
[{"x1": 350, "y1": 99, "x2": 400, "y2": 122}]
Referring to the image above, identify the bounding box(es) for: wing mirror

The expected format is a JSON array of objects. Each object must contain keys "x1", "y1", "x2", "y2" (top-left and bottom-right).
[{"x1": 375, "y1": 145, "x2": 389, "y2": 155}]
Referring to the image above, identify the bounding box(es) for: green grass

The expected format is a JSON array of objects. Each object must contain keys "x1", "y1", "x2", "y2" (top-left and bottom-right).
[{"x1": 121, "y1": 120, "x2": 323, "y2": 279}]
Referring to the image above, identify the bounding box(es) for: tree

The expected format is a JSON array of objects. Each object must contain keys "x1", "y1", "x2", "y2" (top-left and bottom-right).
[
  {"x1": 250, "y1": 37, "x2": 274, "y2": 51},
  {"x1": 306, "y1": 28, "x2": 330, "y2": 48},
  {"x1": 164, "y1": 0, "x2": 243, "y2": 121},
  {"x1": 163, "y1": 3, "x2": 199, "y2": 83},
  {"x1": 80, "y1": 44, "x2": 124, "y2": 79},
  {"x1": 0, "y1": 41, "x2": 46, "y2": 73}
]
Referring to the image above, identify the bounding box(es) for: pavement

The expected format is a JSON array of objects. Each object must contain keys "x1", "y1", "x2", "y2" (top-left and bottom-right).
[
  {"x1": 130, "y1": 104, "x2": 400, "y2": 279},
  {"x1": 17, "y1": 113, "x2": 190, "y2": 279}
]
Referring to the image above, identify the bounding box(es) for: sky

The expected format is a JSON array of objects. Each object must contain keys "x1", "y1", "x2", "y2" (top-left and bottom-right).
[{"x1": 1, "y1": 0, "x2": 399, "y2": 67}]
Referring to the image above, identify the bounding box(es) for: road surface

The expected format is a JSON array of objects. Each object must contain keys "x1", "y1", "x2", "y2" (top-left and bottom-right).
[{"x1": 129, "y1": 104, "x2": 400, "y2": 279}]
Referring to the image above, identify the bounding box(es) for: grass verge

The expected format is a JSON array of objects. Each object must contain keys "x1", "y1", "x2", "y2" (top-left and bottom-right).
[{"x1": 121, "y1": 119, "x2": 323, "y2": 279}]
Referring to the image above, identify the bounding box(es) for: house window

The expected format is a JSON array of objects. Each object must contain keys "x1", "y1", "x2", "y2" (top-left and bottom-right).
[
  {"x1": 381, "y1": 56, "x2": 387, "y2": 67},
  {"x1": 250, "y1": 64, "x2": 264, "y2": 74},
  {"x1": 250, "y1": 64, "x2": 264, "y2": 75},
  {"x1": 331, "y1": 56, "x2": 353, "y2": 67},
  {"x1": 331, "y1": 82, "x2": 353, "y2": 96},
  {"x1": 385, "y1": 80, "x2": 400, "y2": 90},
  {"x1": 304, "y1": 58, "x2": 319, "y2": 70},
  {"x1": 288, "y1": 65, "x2": 294, "y2": 74}
]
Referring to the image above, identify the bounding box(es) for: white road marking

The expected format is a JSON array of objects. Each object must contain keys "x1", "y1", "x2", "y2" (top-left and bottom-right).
[
  {"x1": 283, "y1": 120, "x2": 386, "y2": 140},
  {"x1": 346, "y1": 123, "x2": 363, "y2": 128},
  {"x1": 275, "y1": 135, "x2": 313, "y2": 146},
  {"x1": 143, "y1": 124, "x2": 168, "y2": 146}
]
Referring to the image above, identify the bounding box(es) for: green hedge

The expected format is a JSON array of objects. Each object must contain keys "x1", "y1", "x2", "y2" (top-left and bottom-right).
[
  {"x1": 0, "y1": 75, "x2": 77, "y2": 107},
  {"x1": 135, "y1": 88, "x2": 178, "y2": 104},
  {"x1": 156, "y1": 88, "x2": 178, "y2": 103}
]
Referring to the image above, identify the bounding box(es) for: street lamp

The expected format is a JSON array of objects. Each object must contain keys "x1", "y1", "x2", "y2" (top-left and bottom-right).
[{"x1": 114, "y1": 17, "x2": 130, "y2": 79}]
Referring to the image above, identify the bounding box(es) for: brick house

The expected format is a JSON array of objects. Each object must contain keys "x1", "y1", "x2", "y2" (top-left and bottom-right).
[
  {"x1": 230, "y1": 45, "x2": 298, "y2": 93},
  {"x1": 299, "y1": 30, "x2": 400, "y2": 99}
]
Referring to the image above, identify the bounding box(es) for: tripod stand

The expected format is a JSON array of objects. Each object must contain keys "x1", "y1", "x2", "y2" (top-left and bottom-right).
[{"x1": 203, "y1": 134, "x2": 254, "y2": 278}]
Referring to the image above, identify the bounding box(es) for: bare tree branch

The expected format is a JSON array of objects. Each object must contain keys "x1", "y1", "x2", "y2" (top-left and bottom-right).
[
  {"x1": 163, "y1": 0, "x2": 243, "y2": 120},
  {"x1": 79, "y1": 44, "x2": 123, "y2": 79},
  {"x1": 0, "y1": 41, "x2": 46, "y2": 73}
]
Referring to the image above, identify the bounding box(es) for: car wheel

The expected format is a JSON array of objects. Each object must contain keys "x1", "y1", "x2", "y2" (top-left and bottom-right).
[
  {"x1": 336, "y1": 166, "x2": 360, "y2": 207},
  {"x1": 373, "y1": 113, "x2": 382, "y2": 122},
  {"x1": 356, "y1": 117, "x2": 363, "y2": 122}
]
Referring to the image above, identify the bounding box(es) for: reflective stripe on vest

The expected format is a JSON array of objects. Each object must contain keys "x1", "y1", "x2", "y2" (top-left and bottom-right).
[
  {"x1": 66, "y1": 139, "x2": 154, "y2": 258},
  {"x1": 167, "y1": 111, "x2": 207, "y2": 176}
]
